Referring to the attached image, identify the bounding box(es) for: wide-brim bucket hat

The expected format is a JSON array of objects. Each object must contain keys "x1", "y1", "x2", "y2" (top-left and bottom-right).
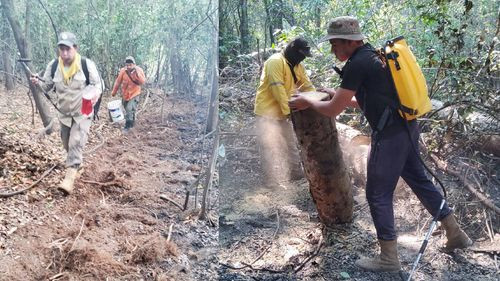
[{"x1": 319, "y1": 16, "x2": 367, "y2": 42}]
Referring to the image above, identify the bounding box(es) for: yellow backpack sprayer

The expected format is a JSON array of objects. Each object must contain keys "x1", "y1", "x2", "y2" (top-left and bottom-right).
[{"x1": 381, "y1": 36, "x2": 447, "y2": 281}]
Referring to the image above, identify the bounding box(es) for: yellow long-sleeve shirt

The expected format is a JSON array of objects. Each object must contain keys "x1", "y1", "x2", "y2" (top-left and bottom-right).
[{"x1": 254, "y1": 52, "x2": 315, "y2": 120}]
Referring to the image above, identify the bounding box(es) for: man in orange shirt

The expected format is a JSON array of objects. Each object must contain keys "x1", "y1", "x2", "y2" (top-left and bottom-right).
[{"x1": 111, "y1": 56, "x2": 146, "y2": 132}]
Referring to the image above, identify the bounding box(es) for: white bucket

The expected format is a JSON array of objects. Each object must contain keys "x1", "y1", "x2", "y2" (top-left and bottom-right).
[{"x1": 107, "y1": 100, "x2": 124, "y2": 122}]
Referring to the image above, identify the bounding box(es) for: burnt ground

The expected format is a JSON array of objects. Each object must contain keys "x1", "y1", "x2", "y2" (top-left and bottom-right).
[
  {"x1": 0, "y1": 86, "x2": 218, "y2": 280},
  {"x1": 217, "y1": 110, "x2": 499, "y2": 281}
]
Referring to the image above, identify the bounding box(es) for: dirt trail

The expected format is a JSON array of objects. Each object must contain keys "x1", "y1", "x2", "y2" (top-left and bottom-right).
[
  {"x1": 218, "y1": 116, "x2": 499, "y2": 281},
  {"x1": 0, "y1": 87, "x2": 218, "y2": 280}
]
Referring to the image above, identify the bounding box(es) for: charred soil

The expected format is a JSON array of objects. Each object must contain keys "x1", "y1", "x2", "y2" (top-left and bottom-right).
[{"x1": 0, "y1": 86, "x2": 218, "y2": 280}]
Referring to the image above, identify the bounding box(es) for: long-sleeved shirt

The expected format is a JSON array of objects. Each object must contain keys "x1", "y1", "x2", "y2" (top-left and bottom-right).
[
  {"x1": 254, "y1": 52, "x2": 315, "y2": 120},
  {"x1": 40, "y1": 57, "x2": 102, "y2": 127},
  {"x1": 111, "y1": 66, "x2": 146, "y2": 101}
]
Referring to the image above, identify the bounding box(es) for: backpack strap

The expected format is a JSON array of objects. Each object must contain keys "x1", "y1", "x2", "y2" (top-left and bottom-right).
[
  {"x1": 125, "y1": 69, "x2": 141, "y2": 85},
  {"x1": 81, "y1": 56, "x2": 90, "y2": 85},
  {"x1": 50, "y1": 57, "x2": 90, "y2": 85},
  {"x1": 50, "y1": 59, "x2": 58, "y2": 80}
]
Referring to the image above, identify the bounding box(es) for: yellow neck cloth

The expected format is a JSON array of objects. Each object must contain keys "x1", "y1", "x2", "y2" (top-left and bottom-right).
[{"x1": 58, "y1": 53, "x2": 81, "y2": 85}]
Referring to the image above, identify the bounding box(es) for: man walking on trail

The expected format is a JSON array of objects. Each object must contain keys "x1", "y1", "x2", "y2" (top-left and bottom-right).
[
  {"x1": 289, "y1": 16, "x2": 472, "y2": 272},
  {"x1": 111, "y1": 56, "x2": 146, "y2": 133},
  {"x1": 30, "y1": 32, "x2": 102, "y2": 195},
  {"x1": 254, "y1": 37, "x2": 315, "y2": 186}
]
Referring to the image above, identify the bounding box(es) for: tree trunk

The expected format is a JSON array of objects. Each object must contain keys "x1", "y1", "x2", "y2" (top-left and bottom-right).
[
  {"x1": 218, "y1": 0, "x2": 231, "y2": 69},
  {"x1": 291, "y1": 92, "x2": 353, "y2": 225},
  {"x1": 1, "y1": 0, "x2": 53, "y2": 133},
  {"x1": 2, "y1": 50, "x2": 14, "y2": 90},
  {"x1": 1, "y1": 23, "x2": 14, "y2": 90},
  {"x1": 314, "y1": 5, "x2": 321, "y2": 28},
  {"x1": 205, "y1": 65, "x2": 218, "y2": 133},
  {"x1": 238, "y1": 0, "x2": 250, "y2": 54},
  {"x1": 263, "y1": 0, "x2": 283, "y2": 46}
]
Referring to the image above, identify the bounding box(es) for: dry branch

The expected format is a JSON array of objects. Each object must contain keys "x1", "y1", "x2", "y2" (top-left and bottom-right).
[
  {"x1": 159, "y1": 194, "x2": 184, "y2": 210},
  {"x1": 430, "y1": 154, "x2": 500, "y2": 215},
  {"x1": 220, "y1": 211, "x2": 281, "y2": 271},
  {"x1": 0, "y1": 164, "x2": 57, "y2": 198},
  {"x1": 80, "y1": 179, "x2": 122, "y2": 187},
  {"x1": 293, "y1": 234, "x2": 324, "y2": 273}
]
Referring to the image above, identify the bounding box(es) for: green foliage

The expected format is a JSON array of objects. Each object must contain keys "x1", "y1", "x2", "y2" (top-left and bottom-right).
[
  {"x1": 2, "y1": 0, "x2": 217, "y2": 95},
  {"x1": 219, "y1": 0, "x2": 499, "y2": 147}
]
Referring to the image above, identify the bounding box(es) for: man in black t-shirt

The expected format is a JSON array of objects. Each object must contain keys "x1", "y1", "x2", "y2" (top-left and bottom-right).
[{"x1": 289, "y1": 16, "x2": 471, "y2": 272}]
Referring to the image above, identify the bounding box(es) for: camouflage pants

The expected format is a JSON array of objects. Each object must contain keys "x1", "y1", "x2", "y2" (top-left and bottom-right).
[
  {"x1": 122, "y1": 96, "x2": 140, "y2": 122},
  {"x1": 60, "y1": 118, "x2": 91, "y2": 168}
]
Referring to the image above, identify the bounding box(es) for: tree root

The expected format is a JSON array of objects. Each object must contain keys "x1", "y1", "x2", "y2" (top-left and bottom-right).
[{"x1": 0, "y1": 164, "x2": 57, "y2": 198}]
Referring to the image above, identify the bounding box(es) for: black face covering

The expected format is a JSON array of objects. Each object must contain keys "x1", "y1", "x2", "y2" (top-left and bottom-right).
[
  {"x1": 284, "y1": 38, "x2": 311, "y2": 83},
  {"x1": 284, "y1": 45, "x2": 305, "y2": 83},
  {"x1": 284, "y1": 45, "x2": 306, "y2": 67}
]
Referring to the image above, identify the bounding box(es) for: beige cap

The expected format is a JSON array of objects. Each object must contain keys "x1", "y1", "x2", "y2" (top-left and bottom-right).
[{"x1": 57, "y1": 32, "x2": 77, "y2": 47}]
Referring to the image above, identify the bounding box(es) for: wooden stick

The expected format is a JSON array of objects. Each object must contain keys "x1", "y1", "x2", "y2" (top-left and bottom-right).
[
  {"x1": 182, "y1": 190, "x2": 190, "y2": 211},
  {"x1": 220, "y1": 210, "x2": 281, "y2": 271},
  {"x1": 80, "y1": 179, "x2": 121, "y2": 187},
  {"x1": 249, "y1": 210, "x2": 280, "y2": 265},
  {"x1": 67, "y1": 218, "x2": 85, "y2": 254},
  {"x1": 160, "y1": 194, "x2": 184, "y2": 210},
  {"x1": 48, "y1": 272, "x2": 65, "y2": 280},
  {"x1": 85, "y1": 122, "x2": 106, "y2": 154},
  {"x1": 167, "y1": 223, "x2": 174, "y2": 242},
  {"x1": 0, "y1": 164, "x2": 57, "y2": 198},
  {"x1": 294, "y1": 234, "x2": 324, "y2": 273}
]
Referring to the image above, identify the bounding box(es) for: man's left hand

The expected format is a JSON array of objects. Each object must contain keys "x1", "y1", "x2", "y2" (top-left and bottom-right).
[{"x1": 289, "y1": 95, "x2": 312, "y2": 111}]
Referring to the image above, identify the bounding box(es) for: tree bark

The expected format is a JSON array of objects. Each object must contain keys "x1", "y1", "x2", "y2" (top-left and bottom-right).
[
  {"x1": 205, "y1": 65, "x2": 218, "y2": 133},
  {"x1": 291, "y1": 92, "x2": 353, "y2": 225},
  {"x1": 263, "y1": 0, "x2": 283, "y2": 46},
  {"x1": 1, "y1": 23, "x2": 14, "y2": 90},
  {"x1": 1, "y1": 0, "x2": 53, "y2": 133},
  {"x1": 1, "y1": 50, "x2": 14, "y2": 90},
  {"x1": 238, "y1": 0, "x2": 250, "y2": 54}
]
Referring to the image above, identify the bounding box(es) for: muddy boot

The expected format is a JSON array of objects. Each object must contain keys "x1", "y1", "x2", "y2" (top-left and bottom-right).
[
  {"x1": 59, "y1": 167, "x2": 78, "y2": 194},
  {"x1": 123, "y1": 120, "x2": 131, "y2": 133},
  {"x1": 355, "y1": 239, "x2": 401, "y2": 272},
  {"x1": 441, "y1": 213, "x2": 472, "y2": 253}
]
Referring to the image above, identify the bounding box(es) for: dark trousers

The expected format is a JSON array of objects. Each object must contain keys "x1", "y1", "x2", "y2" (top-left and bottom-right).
[{"x1": 366, "y1": 120, "x2": 451, "y2": 241}]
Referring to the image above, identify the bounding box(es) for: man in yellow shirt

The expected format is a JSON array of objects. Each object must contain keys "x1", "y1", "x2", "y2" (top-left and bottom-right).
[{"x1": 254, "y1": 37, "x2": 315, "y2": 186}]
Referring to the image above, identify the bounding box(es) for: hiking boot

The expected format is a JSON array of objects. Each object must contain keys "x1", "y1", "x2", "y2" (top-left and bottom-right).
[
  {"x1": 355, "y1": 239, "x2": 401, "y2": 272},
  {"x1": 59, "y1": 167, "x2": 78, "y2": 194},
  {"x1": 441, "y1": 213, "x2": 472, "y2": 253}
]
